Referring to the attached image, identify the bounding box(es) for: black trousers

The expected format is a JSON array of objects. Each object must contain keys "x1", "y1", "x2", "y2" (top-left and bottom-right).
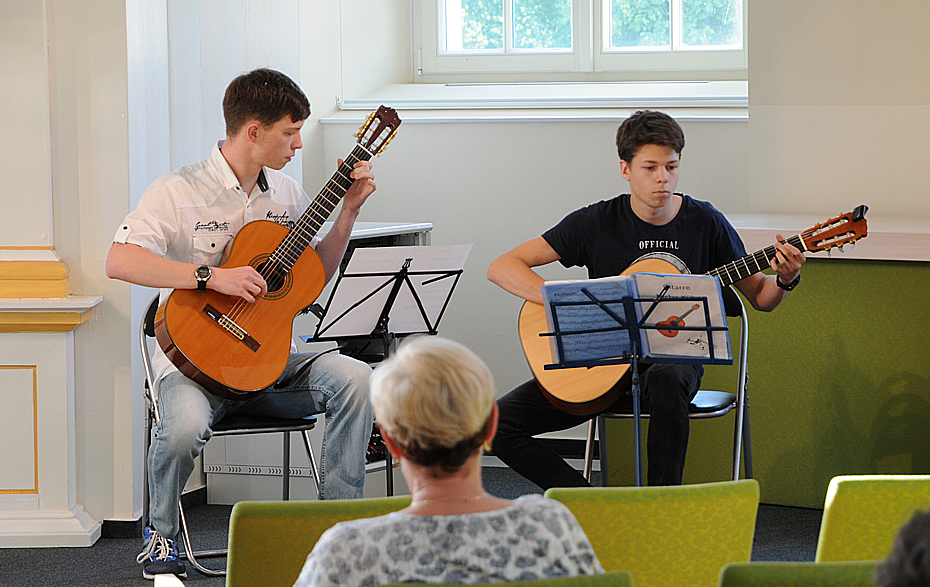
[{"x1": 493, "y1": 363, "x2": 702, "y2": 488}]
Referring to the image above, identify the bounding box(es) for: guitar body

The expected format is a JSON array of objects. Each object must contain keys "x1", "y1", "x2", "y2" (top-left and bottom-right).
[
  {"x1": 519, "y1": 257, "x2": 679, "y2": 415},
  {"x1": 154, "y1": 220, "x2": 326, "y2": 399}
]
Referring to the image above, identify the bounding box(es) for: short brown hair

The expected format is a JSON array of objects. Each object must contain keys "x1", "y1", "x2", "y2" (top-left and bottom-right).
[
  {"x1": 222, "y1": 68, "x2": 310, "y2": 136},
  {"x1": 615, "y1": 110, "x2": 685, "y2": 163}
]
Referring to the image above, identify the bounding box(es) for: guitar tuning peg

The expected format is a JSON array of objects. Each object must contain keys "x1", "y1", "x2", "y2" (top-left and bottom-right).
[
  {"x1": 827, "y1": 249, "x2": 832, "y2": 257},
  {"x1": 839, "y1": 245, "x2": 845, "y2": 253}
]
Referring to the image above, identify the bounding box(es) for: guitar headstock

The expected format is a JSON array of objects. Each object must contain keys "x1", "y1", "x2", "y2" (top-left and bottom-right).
[
  {"x1": 801, "y1": 205, "x2": 869, "y2": 253},
  {"x1": 356, "y1": 106, "x2": 401, "y2": 156}
]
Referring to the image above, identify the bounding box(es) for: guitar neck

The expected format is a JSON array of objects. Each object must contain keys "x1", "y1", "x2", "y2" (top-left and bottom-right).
[
  {"x1": 706, "y1": 233, "x2": 807, "y2": 287},
  {"x1": 268, "y1": 143, "x2": 373, "y2": 272}
]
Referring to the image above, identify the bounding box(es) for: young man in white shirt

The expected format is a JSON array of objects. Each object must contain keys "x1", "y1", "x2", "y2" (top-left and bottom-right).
[{"x1": 107, "y1": 68, "x2": 377, "y2": 579}]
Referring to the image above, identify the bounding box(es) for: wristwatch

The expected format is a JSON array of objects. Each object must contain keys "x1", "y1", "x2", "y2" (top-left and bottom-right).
[
  {"x1": 195, "y1": 265, "x2": 212, "y2": 291},
  {"x1": 777, "y1": 273, "x2": 801, "y2": 291}
]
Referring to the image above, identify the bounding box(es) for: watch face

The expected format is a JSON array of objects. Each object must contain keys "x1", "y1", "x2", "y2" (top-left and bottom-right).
[{"x1": 196, "y1": 266, "x2": 211, "y2": 280}]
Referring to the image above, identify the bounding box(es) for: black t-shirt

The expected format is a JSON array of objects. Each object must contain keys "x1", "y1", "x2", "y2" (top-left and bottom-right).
[{"x1": 542, "y1": 194, "x2": 747, "y2": 279}]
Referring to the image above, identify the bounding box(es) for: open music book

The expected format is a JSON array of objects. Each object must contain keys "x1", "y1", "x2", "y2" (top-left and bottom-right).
[{"x1": 540, "y1": 272, "x2": 731, "y2": 367}]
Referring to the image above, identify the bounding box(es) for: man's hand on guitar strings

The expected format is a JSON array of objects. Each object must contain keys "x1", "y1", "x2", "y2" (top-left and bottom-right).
[{"x1": 209, "y1": 265, "x2": 268, "y2": 303}]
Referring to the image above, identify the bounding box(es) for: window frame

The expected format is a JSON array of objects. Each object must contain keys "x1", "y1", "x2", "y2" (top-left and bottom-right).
[{"x1": 413, "y1": 0, "x2": 747, "y2": 83}]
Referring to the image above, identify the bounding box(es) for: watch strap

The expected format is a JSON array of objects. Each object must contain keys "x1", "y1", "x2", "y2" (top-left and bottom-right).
[{"x1": 777, "y1": 273, "x2": 801, "y2": 291}]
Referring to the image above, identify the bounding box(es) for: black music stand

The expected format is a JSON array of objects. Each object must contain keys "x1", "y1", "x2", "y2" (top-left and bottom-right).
[
  {"x1": 301, "y1": 245, "x2": 469, "y2": 494},
  {"x1": 540, "y1": 273, "x2": 731, "y2": 486}
]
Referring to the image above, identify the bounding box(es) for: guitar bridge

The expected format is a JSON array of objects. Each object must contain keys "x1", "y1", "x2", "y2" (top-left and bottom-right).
[{"x1": 202, "y1": 304, "x2": 261, "y2": 352}]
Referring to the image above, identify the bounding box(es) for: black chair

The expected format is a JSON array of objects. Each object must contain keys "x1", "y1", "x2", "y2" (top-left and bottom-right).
[
  {"x1": 582, "y1": 285, "x2": 753, "y2": 485},
  {"x1": 140, "y1": 295, "x2": 321, "y2": 576}
]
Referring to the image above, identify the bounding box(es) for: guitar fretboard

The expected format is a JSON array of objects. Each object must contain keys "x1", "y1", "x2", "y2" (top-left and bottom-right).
[
  {"x1": 262, "y1": 143, "x2": 373, "y2": 289},
  {"x1": 706, "y1": 234, "x2": 807, "y2": 287}
]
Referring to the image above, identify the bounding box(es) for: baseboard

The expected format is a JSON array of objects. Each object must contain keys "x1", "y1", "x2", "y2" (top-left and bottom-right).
[{"x1": 100, "y1": 487, "x2": 208, "y2": 539}]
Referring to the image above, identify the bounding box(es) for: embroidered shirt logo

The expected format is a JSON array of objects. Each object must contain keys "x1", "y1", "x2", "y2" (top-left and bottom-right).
[
  {"x1": 266, "y1": 210, "x2": 296, "y2": 229},
  {"x1": 194, "y1": 220, "x2": 231, "y2": 233}
]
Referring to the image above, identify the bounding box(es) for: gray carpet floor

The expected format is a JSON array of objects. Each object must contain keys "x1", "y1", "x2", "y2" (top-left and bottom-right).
[{"x1": 0, "y1": 468, "x2": 823, "y2": 587}]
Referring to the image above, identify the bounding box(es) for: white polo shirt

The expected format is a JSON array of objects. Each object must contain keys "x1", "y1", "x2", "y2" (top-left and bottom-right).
[{"x1": 114, "y1": 141, "x2": 318, "y2": 383}]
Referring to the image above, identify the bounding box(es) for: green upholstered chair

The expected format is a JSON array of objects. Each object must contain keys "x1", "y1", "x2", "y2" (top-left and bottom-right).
[
  {"x1": 815, "y1": 474, "x2": 930, "y2": 563},
  {"x1": 383, "y1": 570, "x2": 636, "y2": 587},
  {"x1": 718, "y1": 560, "x2": 881, "y2": 587},
  {"x1": 546, "y1": 479, "x2": 759, "y2": 587},
  {"x1": 225, "y1": 495, "x2": 412, "y2": 587}
]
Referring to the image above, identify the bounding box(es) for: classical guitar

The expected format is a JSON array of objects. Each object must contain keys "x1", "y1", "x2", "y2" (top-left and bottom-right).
[
  {"x1": 519, "y1": 205, "x2": 870, "y2": 415},
  {"x1": 154, "y1": 106, "x2": 401, "y2": 399}
]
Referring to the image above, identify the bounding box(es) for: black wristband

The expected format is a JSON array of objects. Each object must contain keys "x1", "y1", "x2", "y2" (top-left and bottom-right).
[{"x1": 777, "y1": 273, "x2": 801, "y2": 291}]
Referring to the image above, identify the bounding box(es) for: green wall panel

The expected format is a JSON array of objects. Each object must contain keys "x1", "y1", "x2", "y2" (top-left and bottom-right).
[{"x1": 605, "y1": 259, "x2": 930, "y2": 509}]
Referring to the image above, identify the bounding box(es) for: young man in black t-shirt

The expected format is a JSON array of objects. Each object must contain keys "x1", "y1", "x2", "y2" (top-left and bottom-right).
[{"x1": 487, "y1": 110, "x2": 805, "y2": 487}]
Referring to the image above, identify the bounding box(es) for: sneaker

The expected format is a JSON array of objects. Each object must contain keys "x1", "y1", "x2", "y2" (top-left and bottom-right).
[
  {"x1": 136, "y1": 524, "x2": 187, "y2": 580},
  {"x1": 367, "y1": 425, "x2": 387, "y2": 463}
]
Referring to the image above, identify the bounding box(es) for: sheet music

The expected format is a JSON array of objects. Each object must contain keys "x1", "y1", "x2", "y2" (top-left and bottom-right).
[
  {"x1": 632, "y1": 272, "x2": 731, "y2": 362},
  {"x1": 540, "y1": 272, "x2": 731, "y2": 365},
  {"x1": 313, "y1": 244, "x2": 472, "y2": 338},
  {"x1": 540, "y1": 275, "x2": 634, "y2": 364}
]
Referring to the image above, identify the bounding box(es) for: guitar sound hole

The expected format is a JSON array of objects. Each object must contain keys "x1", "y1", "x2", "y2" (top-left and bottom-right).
[{"x1": 256, "y1": 261, "x2": 287, "y2": 294}]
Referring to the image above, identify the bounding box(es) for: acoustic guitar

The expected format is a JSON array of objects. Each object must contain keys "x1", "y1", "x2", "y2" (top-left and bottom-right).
[
  {"x1": 154, "y1": 106, "x2": 401, "y2": 399},
  {"x1": 519, "y1": 205, "x2": 870, "y2": 415}
]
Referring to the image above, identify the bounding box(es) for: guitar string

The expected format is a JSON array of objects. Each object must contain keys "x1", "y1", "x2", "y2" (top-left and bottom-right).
[
  {"x1": 181, "y1": 110, "x2": 397, "y2": 394},
  {"x1": 224, "y1": 145, "x2": 374, "y2": 330},
  {"x1": 224, "y1": 153, "x2": 361, "y2": 326},
  {"x1": 706, "y1": 219, "x2": 862, "y2": 287},
  {"x1": 707, "y1": 233, "x2": 807, "y2": 286}
]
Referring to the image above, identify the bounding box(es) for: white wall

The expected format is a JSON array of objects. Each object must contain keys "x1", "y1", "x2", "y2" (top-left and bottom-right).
[
  {"x1": 0, "y1": 1, "x2": 53, "y2": 249},
  {"x1": 45, "y1": 0, "x2": 135, "y2": 524},
  {"x1": 747, "y1": 0, "x2": 930, "y2": 218}
]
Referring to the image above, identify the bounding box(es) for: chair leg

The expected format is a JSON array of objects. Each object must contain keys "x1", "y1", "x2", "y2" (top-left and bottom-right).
[
  {"x1": 178, "y1": 499, "x2": 226, "y2": 576},
  {"x1": 731, "y1": 396, "x2": 744, "y2": 481},
  {"x1": 300, "y1": 430, "x2": 321, "y2": 500},
  {"x1": 597, "y1": 415, "x2": 610, "y2": 487},
  {"x1": 283, "y1": 431, "x2": 291, "y2": 501},
  {"x1": 583, "y1": 419, "x2": 596, "y2": 482},
  {"x1": 742, "y1": 398, "x2": 753, "y2": 479},
  {"x1": 385, "y1": 456, "x2": 395, "y2": 496}
]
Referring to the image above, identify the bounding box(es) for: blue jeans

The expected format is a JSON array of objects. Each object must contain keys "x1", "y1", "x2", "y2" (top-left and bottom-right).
[{"x1": 147, "y1": 352, "x2": 373, "y2": 537}]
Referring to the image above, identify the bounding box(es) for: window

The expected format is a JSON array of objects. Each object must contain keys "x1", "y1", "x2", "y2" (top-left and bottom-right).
[{"x1": 414, "y1": 0, "x2": 747, "y2": 82}]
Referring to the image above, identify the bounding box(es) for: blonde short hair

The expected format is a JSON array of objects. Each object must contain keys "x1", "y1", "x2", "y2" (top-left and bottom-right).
[{"x1": 370, "y1": 336, "x2": 495, "y2": 474}]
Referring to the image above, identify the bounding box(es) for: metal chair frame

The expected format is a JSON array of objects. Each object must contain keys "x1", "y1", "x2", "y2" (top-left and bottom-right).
[
  {"x1": 583, "y1": 285, "x2": 753, "y2": 484},
  {"x1": 140, "y1": 295, "x2": 321, "y2": 576}
]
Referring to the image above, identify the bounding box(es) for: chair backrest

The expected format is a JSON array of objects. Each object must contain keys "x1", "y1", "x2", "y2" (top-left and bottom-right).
[
  {"x1": 225, "y1": 495, "x2": 412, "y2": 587},
  {"x1": 815, "y1": 475, "x2": 930, "y2": 562},
  {"x1": 718, "y1": 560, "x2": 881, "y2": 587},
  {"x1": 383, "y1": 569, "x2": 635, "y2": 587},
  {"x1": 546, "y1": 479, "x2": 759, "y2": 587}
]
